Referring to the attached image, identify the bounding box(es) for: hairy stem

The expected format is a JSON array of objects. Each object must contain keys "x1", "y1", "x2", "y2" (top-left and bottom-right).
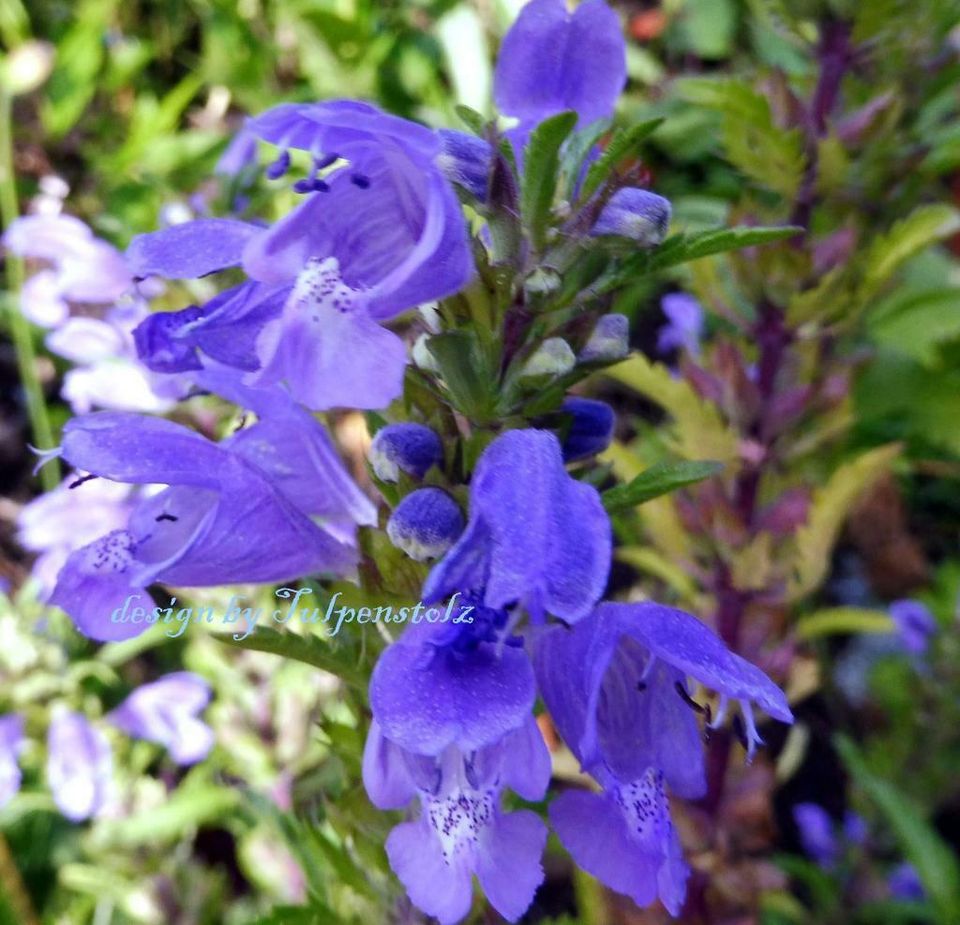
[{"x1": 0, "y1": 87, "x2": 59, "y2": 491}]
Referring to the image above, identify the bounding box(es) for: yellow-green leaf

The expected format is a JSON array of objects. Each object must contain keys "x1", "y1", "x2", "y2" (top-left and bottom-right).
[
  {"x1": 795, "y1": 607, "x2": 894, "y2": 639},
  {"x1": 787, "y1": 443, "x2": 900, "y2": 601},
  {"x1": 606, "y1": 354, "x2": 740, "y2": 465}
]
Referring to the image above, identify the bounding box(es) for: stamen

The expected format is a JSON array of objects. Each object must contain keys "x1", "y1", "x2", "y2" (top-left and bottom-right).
[
  {"x1": 29, "y1": 444, "x2": 63, "y2": 476},
  {"x1": 69, "y1": 474, "x2": 98, "y2": 489},
  {"x1": 675, "y1": 681, "x2": 706, "y2": 714},
  {"x1": 732, "y1": 713, "x2": 749, "y2": 751},
  {"x1": 265, "y1": 149, "x2": 291, "y2": 180},
  {"x1": 709, "y1": 694, "x2": 729, "y2": 730},
  {"x1": 739, "y1": 701, "x2": 764, "y2": 764},
  {"x1": 351, "y1": 173, "x2": 371, "y2": 189},
  {"x1": 155, "y1": 513, "x2": 179, "y2": 523}
]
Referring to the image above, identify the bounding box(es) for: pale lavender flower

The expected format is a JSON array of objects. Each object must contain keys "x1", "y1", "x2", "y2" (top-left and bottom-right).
[
  {"x1": 0, "y1": 716, "x2": 25, "y2": 808},
  {"x1": 890, "y1": 599, "x2": 937, "y2": 655},
  {"x1": 108, "y1": 673, "x2": 213, "y2": 765},
  {"x1": 47, "y1": 711, "x2": 112, "y2": 822},
  {"x1": 657, "y1": 293, "x2": 704, "y2": 358}
]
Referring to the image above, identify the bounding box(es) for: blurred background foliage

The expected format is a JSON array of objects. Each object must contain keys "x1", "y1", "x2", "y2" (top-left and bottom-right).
[{"x1": 1, "y1": 0, "x2": 960, "y2": 923}]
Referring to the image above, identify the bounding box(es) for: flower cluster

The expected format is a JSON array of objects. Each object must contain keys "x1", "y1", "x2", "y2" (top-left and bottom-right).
[
  {"x1": 12, "y1": 0, "x2": 795, "y2": 917},
  {"x1": 0, "y1": 673, "x2": 212, "y2": 821}
]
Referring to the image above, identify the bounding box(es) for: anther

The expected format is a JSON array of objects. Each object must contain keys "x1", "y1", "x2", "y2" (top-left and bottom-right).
[
  {"x1": 155, "y1": 513, "x2": 179, "y2": 523},
  {"x1": 265, "y1": 150, "x2": 291, "y2": 180},
  {"x1": 636, "y1": 680, "x2": 647, "y2": 692},
  {"x1": 69, "y1": 474, "x2": 98, "y2": 489},
  {"x1": 351, "y1": 173, "x2": 370, "y2": 189},
  {"x1": 675, "y1": 681, "x2": 706, "y2": 714},
  {"x1": 314, "y1": 152, "x2": 340, "y2": 170}
]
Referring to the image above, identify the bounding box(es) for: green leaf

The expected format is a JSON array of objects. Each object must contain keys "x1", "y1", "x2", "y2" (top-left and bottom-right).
[
  {"x1": 521, "y1": 110, "x2": 578, "y2": 249},
  {"x1": 679, "y1": 78, "x2": 806, "y2": 199},
  {"x1": 602, "y1": 460, "x2": 723, "y2": 513},
  {"x1": 454, "y1": 103, "x2": 487, "y2": 135},
  {"x1": 678, "y1": 0, "x2": 737, "y2": 59},
  {"x1": 795, "y1": 607, "x2": 894, "y2": 639},
  {"x1": 89, "y1": 784, "x2": 239, "y2": 849},
  {"x1": 787, "y1": 444, "x2": 901, "y2": 600},
  {"x1": 597, "y1": 226, "x2": 799, "y2": 292},
  {"x1": 427, "y1": 330, "x2": 498, "y2": 422},
  {"x1": 870, "y1": 288, "x2": 960, "y2": 366},
  {"x1": 579, "y1": 118, "x2": 664, "y2": 201},
  {"x1": 836, "y1": 736, "x2": 960, "y2": 922},
  {"x1": 214, "y1": 626, "x2": 367, "y2": 691}
]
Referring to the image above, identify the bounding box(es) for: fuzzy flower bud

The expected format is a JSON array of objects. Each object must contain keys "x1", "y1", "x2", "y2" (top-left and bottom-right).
[
  {"x1": 591, "y1": 189, "x2": 672, "y2": 246},
  {"x1": 387, "y1": 488, "x2": 464, "y2": 562},
  {"x1": 370, "y1": 424, "x2": 444, "y2": 482}
]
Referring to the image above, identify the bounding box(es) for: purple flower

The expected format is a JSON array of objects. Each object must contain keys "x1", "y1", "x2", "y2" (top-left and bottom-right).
[
  {"x1": 47, "y1": 711, "x2": 112, "y2": 822},
  {"x1": 890, "y1": 599, "x2": 937, "y2": 655},
  {"x1": 108, "y1": 672, "x2": 213, "y2": 765},
  {"x1": 494, "y1": 0, "x2": 626, "y2": 131},
  {"x1": 888, "y1": 862, "x2": 925, "y2": 901},
  {"x1": 127, "y1": 101, "x2": 474, "y2": 411},
  {"x1": 0, "y1": 716, "x2": 25, "y2": 808},
  {"x1": 134, "y1": 282, "x2": 287, "y2": 375},
  {"x1": 48, "y1": 410, "x2": 364, "y2": 641},
  {"x1": 560, "y1": 397, "x2": 615, "y2": 462},
  {"x1": 370, "y1": 607, "x2": 535, "y2": 757},
  {"x1": 3, "y1": 214, "x2": 131, "y2": 327},
  {"x1": 363, "y1": 716, "x2": 549, "y2": 924},
  {"x1": 369, "y1": 423, "x2": 444, "y2": 482},
  {"x1": 387, "y1": 488, "x2": 465, "y2": 562},
  {"x1": 657, "y1": 293, "x2": 704, "y2": 358},
  {"x1": 794, "y1": 803, "x2": 838, "y2": 868},
  {"x1": 423, "y1": 429, "x2": 611, "y2": 624},
  {"x1": 843, "y1": 811, "x2": 869, "y2": 847},
  {"x1": 17, "y1": 476, "x2": 134, "y2": 599},
  {"x1": 533, "y1": 602, "x2": 792, "y2": 913}
]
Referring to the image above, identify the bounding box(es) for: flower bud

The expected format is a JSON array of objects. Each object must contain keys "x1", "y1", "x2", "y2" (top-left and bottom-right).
[
  {"x1": 370, "y1": 423, "x2": 444, "y2": 482},
  {"x1": 579, "y1": 314, "x2": 629, "y2": 363},
  {"x1": 590, "y1": 188, "x2": 671, "y2": 245},
  {"x1": 437, "y1": 129, "x2": 492, "y2": 200},
  {"x1": 387, "y1": 488, "x2": 464, "y2": 562},
  {"x1": 560, "y1": 397, "x2": 615, "y2": 462},
  {"x1": 521, "y1": 338, "x2": 576, "y2": 378}
]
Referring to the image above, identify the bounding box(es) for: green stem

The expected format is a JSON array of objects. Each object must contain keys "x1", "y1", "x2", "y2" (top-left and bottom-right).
[{"x1": 0, "y1": 86, "x2": 59, "y2": 491}]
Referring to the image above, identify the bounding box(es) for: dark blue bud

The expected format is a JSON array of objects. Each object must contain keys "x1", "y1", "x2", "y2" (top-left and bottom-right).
[
  {"x1": 436, "y1": 128, "x2": 493, "y2": 201},
  {"x1": 132, "y1": 306, "x2": 204, "y2": 373},
  {"x1": 369, "y1": 423, "x2": 444, "y2": 482},
  {"x1": 265, "y1": 149, "x2": 291, "y2": 180},
  {"x1": 387, "y1": 488, "x2": 464, "y2": 562},
  {"x1": 590, "y1": 188, "x2": 672, "y2": 245},
  {"x1": 560, "y1": 397, "x2": 615, "y2": 462}
]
